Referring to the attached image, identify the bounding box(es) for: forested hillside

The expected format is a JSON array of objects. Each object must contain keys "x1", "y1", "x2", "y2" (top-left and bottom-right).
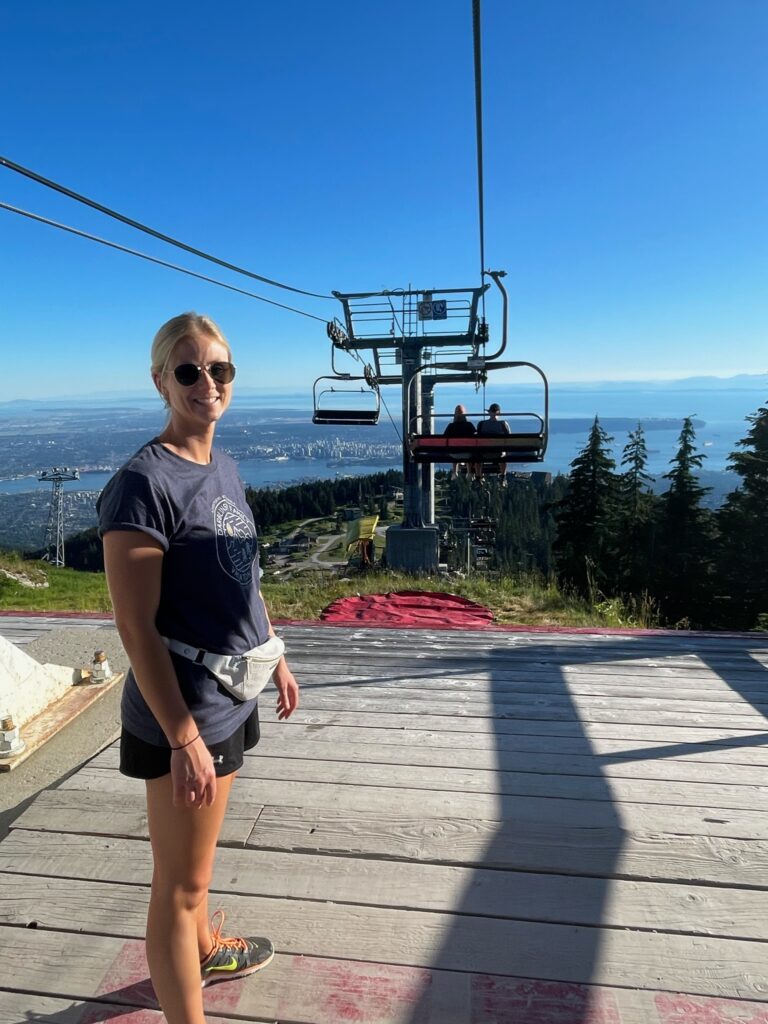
[
  {"x1": 244, "y1": 472, "x2": 401, "y2": 527},
  {"x1": 549, "y1": 406, "x2": 768, "y2": 630},
  {"x1": 46, "y1": 403, "x2": 768, "y2": 632}
]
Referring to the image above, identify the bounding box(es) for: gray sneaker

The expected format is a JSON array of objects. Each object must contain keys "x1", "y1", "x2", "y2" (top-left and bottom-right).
[{"x1": 200, "y1": 910, "x2": 275, "y2": 987}]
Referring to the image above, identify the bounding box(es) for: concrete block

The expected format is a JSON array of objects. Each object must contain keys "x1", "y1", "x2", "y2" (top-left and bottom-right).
[
  {"x1": 0, "y1": 635, "x2": 74, "y2": 729},
  {"x1": 385, "y1": 525, "x2": 440, "y2": 573}
]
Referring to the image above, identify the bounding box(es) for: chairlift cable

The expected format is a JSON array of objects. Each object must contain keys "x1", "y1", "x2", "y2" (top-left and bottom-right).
[
  {"x1": 0, "y1": 156, "x2": 333, "y2": 300},
  {"x1": 472, "y1": 0, "x2": 487, "y2": 321},
  {"x1": 378, "y1": 388, "x2": 403, "y2": 444},
  {"x1": 0, "y1": 202, "x2": 328, "y2": 323}
]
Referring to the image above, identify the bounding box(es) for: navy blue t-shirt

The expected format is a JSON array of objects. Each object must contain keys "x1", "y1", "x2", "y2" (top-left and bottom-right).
[{"x1": 97, "y1": 439, "x2": 271, "y2": 746}]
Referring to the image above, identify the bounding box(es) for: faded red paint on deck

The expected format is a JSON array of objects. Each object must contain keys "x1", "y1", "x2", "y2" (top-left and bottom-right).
[
  {"x1": 472, "y1": 976, "x2": 620, "y2": 1023},
  {"x1": 278, "y1": 955, "x2": 432, "y2": 1024},
  {"x1": 92, "y1": 938, "x2": 243, "y2": 1017},
  {"x1": 79, "y1": 1008, "x2": 159, "y2": 1024},
  {"x1": 94, "y1": 939, "x2": 157, "y2": 1008},
  {"x1": 655, "y1": 993, "x2": 768, "y2": 1024}
]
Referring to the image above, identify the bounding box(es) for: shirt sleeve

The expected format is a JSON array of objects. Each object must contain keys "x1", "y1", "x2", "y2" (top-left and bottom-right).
[{"x1": 97, "y1": 469, "x2": 172, "y2": 551}]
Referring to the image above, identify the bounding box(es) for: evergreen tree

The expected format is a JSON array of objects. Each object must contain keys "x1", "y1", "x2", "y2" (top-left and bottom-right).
[
  {"x1": 654, "y1": 417, "x2": 714, "y2": 625},
  {"x1": 443, "y1": 472, "x2": 566, "y2": 576},
  {"x1": 552, "y1": 417, "x2": 617, "y2": 594},
  {"x1": 716, "y1": 403, "x2": 768, "y2": 628},
  {"x1": 615, "y1": 425, "x2": 657, "y2": 594}
]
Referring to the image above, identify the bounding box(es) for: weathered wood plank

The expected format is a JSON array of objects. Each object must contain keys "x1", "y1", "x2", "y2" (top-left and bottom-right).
[
  {"x1": 234, "y1": 758, "x2": 768, "y2": 811},
  {"x1": 0, "y1": 874, "x2": 766, "y2": 998},
  {"x1": 274, "y1": 675, "x2": 768, "y2": 715},
  {"x1": 11, "y1": 790, "x2": 768, "y2": 886},
  {"x1": 287, "y1": 656, "x2": 768, "y2": 682},
  {"x1": 286, "y1": 652, "x2": 768, "y2": 682},
  {"x1": 287, "y1": 668, "x2": 768, "y2": 703},
  {"x1": 94, "y1": 720, "x2": 768, "y2": 770},
  {"x1": 282, "y1": 622, "x2": 768, "y2": 647},
  {"x1": 284, "y1": 633, "x2": 768, "y2": 653},
  {"x1": 58, "y1": 766, "x2": 768, "y2": 839},
  {"x1": 0, "y1": 993, "x2": 160, "y2": 1024},
  {"x1": 281, "y1": 635, "x2": 768, "y2": 662},
  {"x1": 87, "y1": 737, "x2": 768, "y2": 785},
  {"x1": 270, "y1": 691, "x2": 768, "y2": 729},
  {"x1": 0, "y1": 991, "x2": 240, "y2": 1024},
  {"x1": 85, "y1": 747, "x2": 768, "y2": 811},
  {"x1": 2, "y1": 829, "x2": 765, "y2": 940},
  {"x1": 255, "y1": 720, "x2": 768, "y2": 766},
  {"x1": 7, "y1": 925, "x2": 761, "y2": 1024},
  {"x1": 258, "y1": 705, "x2": 768, "y2": 742},
  {"x1": 8, "y1": 788, "x2": 261, "y2": 846},
  {"x1": 0, "y1": 926, "x2": 456, "y2": 1024},
  {"x1": 247, "y1": 804, "x2": 768, "y2": 886},
  {"x1": 251, "y1": 736, "x2": 768, "y2": 781}
]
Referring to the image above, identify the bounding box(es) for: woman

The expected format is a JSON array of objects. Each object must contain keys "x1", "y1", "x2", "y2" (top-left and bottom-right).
[{"x1": 98, "y1": 312, "x2": 299, "y2": 1024}]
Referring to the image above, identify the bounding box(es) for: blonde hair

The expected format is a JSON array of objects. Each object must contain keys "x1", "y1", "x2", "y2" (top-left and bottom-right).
[{"x1": 150, "y1": 312, "x2": 232, "y2": 378}]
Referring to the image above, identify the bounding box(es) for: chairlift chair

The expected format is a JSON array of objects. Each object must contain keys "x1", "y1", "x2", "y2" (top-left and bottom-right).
[
  {"x1": 409, "y1": 362, "x2": 549, "y2": 465},
  {"x1": 312, "y1": 375, "x2": 381, "y2": 426},
  {"x1": 410, "y1": 410, "x2": 547, "y2": 464}
]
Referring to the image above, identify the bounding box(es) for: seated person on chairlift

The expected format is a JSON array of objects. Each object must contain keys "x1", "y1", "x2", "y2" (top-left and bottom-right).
[
  {"x1": 477, "y1": 403, "x2": 511, "y2": 484},
  {"x1": 443, "y1": 404, "x2": 479, "y2": 479}
]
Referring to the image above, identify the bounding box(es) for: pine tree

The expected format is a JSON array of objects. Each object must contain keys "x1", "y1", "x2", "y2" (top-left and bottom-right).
[
  {"x1": 615, "y1": 425, "x2": 657, "y2": 594},
  {"x1": 655, "y1": 416, "x2": 714, "y2": 625},
  {"x1": 553, "y1": 417, "x2": 617, "y2": 595},
  {"x1": 716, "y1": 403, "x2": 768, "y2": 628}
]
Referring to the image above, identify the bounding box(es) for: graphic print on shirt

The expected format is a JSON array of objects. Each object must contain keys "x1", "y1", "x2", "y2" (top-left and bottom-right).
[{"x1": 212, "y1": 495, "x2": 255, "y2": 585}]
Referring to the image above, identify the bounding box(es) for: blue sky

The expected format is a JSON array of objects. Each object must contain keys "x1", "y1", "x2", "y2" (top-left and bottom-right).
[{"x1": 2, "y1": 0, "x2": 767, "y2": 399}]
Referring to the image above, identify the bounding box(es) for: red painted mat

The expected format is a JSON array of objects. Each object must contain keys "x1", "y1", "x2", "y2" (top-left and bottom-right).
[{"x1": 320, "y1": 590, "x2": 494, "y2": 627}]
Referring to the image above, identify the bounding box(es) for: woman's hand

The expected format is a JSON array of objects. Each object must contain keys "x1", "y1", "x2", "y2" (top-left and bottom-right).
[
  {"x1": 273, "y1": 661, "x2": 300, "y2": 721},
  {"x1": 170, "y1": 735, "x2": 217, "y2": 809}
]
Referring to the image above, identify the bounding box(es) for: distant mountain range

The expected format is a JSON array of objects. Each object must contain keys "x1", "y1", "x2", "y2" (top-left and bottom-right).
[{"x1": 1, "y1": 373, "x2": 765, "y2": 411}]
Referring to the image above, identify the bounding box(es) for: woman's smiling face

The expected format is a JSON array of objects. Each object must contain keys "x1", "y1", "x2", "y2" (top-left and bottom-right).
[{"x1": 158, "y1": 332, "x2": 234, "y2": 431}]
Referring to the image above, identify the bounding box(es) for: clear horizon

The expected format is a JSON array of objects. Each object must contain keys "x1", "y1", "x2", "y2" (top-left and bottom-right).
[{"x1": 1, "y1": 370, "x2": 767, "y2": 406}]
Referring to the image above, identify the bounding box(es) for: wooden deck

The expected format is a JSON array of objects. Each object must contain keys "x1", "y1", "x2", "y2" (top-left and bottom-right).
[{"x1": 2, "y1": 622, "x2": 768, "y2": 1023}]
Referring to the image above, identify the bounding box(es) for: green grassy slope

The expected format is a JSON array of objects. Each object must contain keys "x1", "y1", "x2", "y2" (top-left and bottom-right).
[{"x1": 0, "y1": 554, "x2": 656, "y2": 628}]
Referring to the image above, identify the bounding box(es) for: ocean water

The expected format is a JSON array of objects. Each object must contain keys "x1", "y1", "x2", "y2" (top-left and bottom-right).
[
  {"x1": 0, "y1": 381, "x2": 763, "y2": 495},
  {"x1": 0, "y1": 459, "x2": 398, "y2": 496}
]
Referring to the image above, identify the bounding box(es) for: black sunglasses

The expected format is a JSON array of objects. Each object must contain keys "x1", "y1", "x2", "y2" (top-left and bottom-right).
[{"x1": 169, "y1": 361, "x2": 237, "y2": 387}]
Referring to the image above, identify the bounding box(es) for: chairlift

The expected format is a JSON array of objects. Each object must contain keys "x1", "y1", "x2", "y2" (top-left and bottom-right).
[
  {"x1": 408, "y1": 362, "x2": 549, "y2": 465},
  {"x1": 312, "y1": 374, "x2": 380, "y2": 426}
]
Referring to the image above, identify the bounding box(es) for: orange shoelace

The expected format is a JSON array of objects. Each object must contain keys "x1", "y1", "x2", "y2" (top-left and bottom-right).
[{"x1": 209, "y1": 910, "x2": 248, "y2": 953}]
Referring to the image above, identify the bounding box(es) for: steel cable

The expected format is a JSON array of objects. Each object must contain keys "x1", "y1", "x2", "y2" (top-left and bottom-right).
[
  {"x1": 0, "y1": 202, "x2": 328, "y2": 323},
  {"x1": 0, "y1": 156, "x2": 333, "y2": 300}
]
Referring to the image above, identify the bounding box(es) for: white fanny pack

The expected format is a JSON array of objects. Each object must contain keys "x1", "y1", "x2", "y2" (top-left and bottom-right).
[{"x1": 163, "y1": 634, "x2": 285, "y2": 702}]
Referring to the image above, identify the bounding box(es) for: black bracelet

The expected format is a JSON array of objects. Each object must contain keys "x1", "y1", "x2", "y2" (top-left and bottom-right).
[{"x1": 170, "y1": 733, "x2": 200, "y2": 750}]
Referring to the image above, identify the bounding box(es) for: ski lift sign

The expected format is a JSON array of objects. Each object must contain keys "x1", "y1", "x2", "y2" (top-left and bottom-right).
[{"x1": 418, "y1": 297, "x2": 447, "y2": 321}]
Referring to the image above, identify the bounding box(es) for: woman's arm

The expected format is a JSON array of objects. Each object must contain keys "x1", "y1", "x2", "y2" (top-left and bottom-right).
[
  {"x1": 260, "y1": 592, "x2": 300, "y2": 721},
  {"x1": 103, "y1": 530, "x2": 216, "y2": 806}
]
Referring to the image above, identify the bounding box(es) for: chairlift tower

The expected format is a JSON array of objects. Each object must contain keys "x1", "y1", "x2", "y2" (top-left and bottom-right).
[
  {"x1": 316, "y1": 274, "x2": 548, "y2": 572},
  {"x1": 317, "y1": 276, "x2": 528, "y2": 572},
  {"x1": 38, "y1": 466, "x2": 79, "y2": 567}
]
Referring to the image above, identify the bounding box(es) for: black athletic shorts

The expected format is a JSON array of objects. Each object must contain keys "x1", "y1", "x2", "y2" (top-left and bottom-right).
[{"x1": 119, "y1": 705, "x2": 260, "y2": 780}]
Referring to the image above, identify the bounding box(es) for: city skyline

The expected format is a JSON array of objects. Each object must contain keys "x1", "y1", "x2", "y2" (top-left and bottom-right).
[{"x1": 2, "y1": 1, "x2": 768, "y2": 397}]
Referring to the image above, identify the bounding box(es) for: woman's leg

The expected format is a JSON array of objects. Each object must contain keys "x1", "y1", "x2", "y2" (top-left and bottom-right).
[{"x1": 145, "y1": 771, "x2": 235, "y2": 1024}]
